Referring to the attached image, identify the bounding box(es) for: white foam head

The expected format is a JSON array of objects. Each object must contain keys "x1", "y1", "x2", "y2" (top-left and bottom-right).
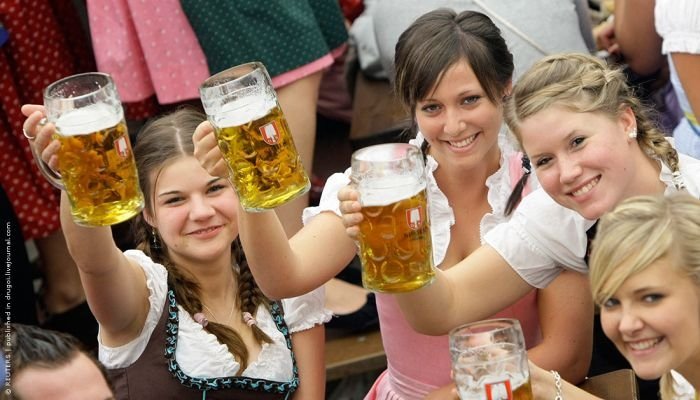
[
  {"x1": 360, "y1": 176, "x2": 425, "y2": 207},
  {"x1": 55, "y1": 103, "x2": 122, "y2": 136},
  {"x1": 215, "y1": 95, "x2": 276, "y2": 127}
]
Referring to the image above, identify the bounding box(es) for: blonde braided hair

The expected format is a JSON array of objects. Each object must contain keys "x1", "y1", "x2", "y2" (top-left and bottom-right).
[{"x1": 504, "y1": 53, "x2": 683, "y2": 186}]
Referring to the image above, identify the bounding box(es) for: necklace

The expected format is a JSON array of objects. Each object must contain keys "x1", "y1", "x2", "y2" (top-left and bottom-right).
[{"x1": 201, "y1": 282, "x2": 236, "y2": 324}]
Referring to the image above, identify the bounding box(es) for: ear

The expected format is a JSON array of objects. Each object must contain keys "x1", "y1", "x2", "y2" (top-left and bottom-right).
[
  {"x1": 619, "y1": 106, "x2": 636, "y2": 137},
  {"x1": 142, "y1": 208, "x2": 156, "y2": 228},
  {"x1": 504, "y1": 80, "x2": 513, "y2": 97}
]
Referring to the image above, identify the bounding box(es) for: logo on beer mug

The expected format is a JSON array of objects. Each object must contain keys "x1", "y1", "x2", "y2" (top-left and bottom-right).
[
  {"x1": 259, "y1": 121, "x2": 280, "y2": 145},
  {"x1": 406, "y1": 206, "x2": 424, "y2": 231},
  {"x1": 114, "y1": 136, "x2": 130, "y2": 159},
  {"x1": 486, "y1": 380, "x2": 512, "y2": 400}
]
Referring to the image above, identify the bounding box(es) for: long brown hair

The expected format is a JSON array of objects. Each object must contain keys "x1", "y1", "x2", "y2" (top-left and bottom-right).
[
  {"x1": 131, "y1": 107, "x2": 271, "y2": 372},
  {"x1": 393, "y1": 9, "x2": 528, "y2": 214}
]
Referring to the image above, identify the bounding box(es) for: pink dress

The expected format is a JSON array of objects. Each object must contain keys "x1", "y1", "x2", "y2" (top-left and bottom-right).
[{"x1": 304, "y1": 132, "x2": 540, "y2": 400}]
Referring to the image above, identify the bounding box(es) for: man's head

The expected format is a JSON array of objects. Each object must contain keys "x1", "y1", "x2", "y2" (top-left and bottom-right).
[{"x1": 4, "y1": 324, "x2": 113, "y2": 400}]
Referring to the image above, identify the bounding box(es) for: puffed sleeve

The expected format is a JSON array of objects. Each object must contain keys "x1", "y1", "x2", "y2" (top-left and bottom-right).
[
  {"x1": 302, "y1": 169, "x2": 351, "y2": 225},
  {"x1": 655, "y1": 0, "x2": 700, "y2": 54},
  {"x1": 98, "y1": 250, "x2": 168, "y2": 368},
  {"x1": 483, "y1": 189, "x2": 592, "y2": 288},
  {"x1": 281, "y1": 287, "x2": 333, "y2": 333}
]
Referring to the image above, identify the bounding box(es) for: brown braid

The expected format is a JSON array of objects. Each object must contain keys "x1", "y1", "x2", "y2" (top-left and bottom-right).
[
  {"x1": 232, "y1": 238, "x2": 273, "y2": 345},
  {"x1": 504, "y1": 53, "x2": 682, "y2": 180},
  {"x1": 130, "y1": 107, "x2": 273, "y2": 373}
]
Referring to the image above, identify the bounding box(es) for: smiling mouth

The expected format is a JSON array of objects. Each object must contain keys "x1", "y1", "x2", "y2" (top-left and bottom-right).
[
  {"x1": 570, "y1": 177, "x2": 600, "y2": 197},
  {"x1": 187, "y1": 226, "x2": 222, "y2": 235},
  {"x1": 627, "y1": 337, "x2": 661, "y2": 351},
  {"x1": 449, "y1": 133, "x2": 478, "y2": 148}
]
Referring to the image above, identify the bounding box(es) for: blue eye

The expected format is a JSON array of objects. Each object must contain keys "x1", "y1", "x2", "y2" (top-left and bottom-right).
[
  {"x1": 642, "y1": 294, "x2": 663, "y2": 303},
  {"x1": 462, "y1": 96, "x2": 480, "y2": 105},
  {"x1": 601, "y1": 297, "x2": 619, "y2": 309}
]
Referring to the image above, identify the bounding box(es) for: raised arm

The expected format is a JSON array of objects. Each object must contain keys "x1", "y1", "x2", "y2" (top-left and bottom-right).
[
  {"x1": 527, "y1": 270, "x2": 593, "y2": 384},
  {"x1": 22, "y1": 105, "x2": 149, "y2": 345},
  {"x1": 193, "y1": 121, "x2": 357, "y2": 299},
  {"x1": 338, "y1": 184, "x2": 536, "y2": 334},
  {"x1": 395, "y1": 245, "x2": 535, "y2": 335},
  {"x1": 672, "y1": 52, "x2": 700, "y2": 124},
  {"x1": 614, "y1": 0, "x2": 664, "y2": 76}
]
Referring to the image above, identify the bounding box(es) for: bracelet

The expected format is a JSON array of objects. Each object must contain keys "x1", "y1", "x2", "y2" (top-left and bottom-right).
[{"x1": 551, "y1": 370, "x2": 563, "y2": 400}]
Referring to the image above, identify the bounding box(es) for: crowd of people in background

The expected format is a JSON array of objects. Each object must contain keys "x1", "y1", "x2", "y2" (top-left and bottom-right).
[{"x1": 2, "y1": 0, "x2": 699, "y2": 399}]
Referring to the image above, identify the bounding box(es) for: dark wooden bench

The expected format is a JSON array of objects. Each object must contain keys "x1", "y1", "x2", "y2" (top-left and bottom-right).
[{"x1": 324, "y1": 329, "x2": 386, "y2": 381}]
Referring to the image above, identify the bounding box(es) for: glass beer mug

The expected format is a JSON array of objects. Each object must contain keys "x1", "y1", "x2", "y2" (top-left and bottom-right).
[
  {"x1": 36, "y1": 72, "x2": 144, "y2": 226},
  {"x1": 199, "y1": 62, "x2": 310, "y2": 212},
  {"x1": 351, "y1": 143, "x2": 435, "y2": 293},
  {"x1": 449, "y1": 319, "x2": 534, "y2": 400}
]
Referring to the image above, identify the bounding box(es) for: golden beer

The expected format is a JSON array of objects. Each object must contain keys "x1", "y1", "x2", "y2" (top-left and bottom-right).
[
  {"x1": 215, "y1": 104, "x2": 310, "y2": 211},
  {"x1": 358, "y1": 187, "x2": 435, "y2": 292},
  {"x1": 56, "y1": 114, "x2": 144, "y2": 226}
]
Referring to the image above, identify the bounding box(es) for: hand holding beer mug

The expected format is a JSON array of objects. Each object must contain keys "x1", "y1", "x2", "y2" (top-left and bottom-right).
[
  {"x1": 449, "y1": 319, "x2": 533, "y2": 400},
  {"x1": 33, "y1": 73, "x2": 144, "y2": 226},
  {"x1": 199, "y1": 62, "x2": 310, "y2": 211},
  {"x1": 351, "y1": 143, "x2": 435, "y2": 293}
]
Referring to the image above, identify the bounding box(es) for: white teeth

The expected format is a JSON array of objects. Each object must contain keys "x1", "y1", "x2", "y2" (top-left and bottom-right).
[
  {"x1": 571, "y1": 177, "x2": 599, "y2": 196},
  {"x1": 192, "y1": 226, "x2": 217, "y2": 234},
  {"x1": 450, "y1": 135, "x2": 476, "y2": 148},
  {"x1": 628, "y1": 338, "x2": 660, "y2": 351}
]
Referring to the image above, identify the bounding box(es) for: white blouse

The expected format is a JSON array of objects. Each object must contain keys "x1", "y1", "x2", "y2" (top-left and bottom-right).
[
  {"x1": 302, "y1": 130, "x2": 537, "y2": 266},
  {"x1": 671, "y1": 370, "x2": 696, "y2": 400},
  {"x1": 98, "y1": 250, "x2": 332, "y2": 382},
  {"x1": 484, "y1": 153, "x2": 700, "y2": 288}
]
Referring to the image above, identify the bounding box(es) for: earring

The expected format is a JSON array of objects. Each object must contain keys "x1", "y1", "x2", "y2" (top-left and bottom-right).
[
  {"x1": 628, "y1": 128, "x2": 638, "y2": 139},
  {"x1": 151, "y1": 228, "x2": 162, "y2": 250}
]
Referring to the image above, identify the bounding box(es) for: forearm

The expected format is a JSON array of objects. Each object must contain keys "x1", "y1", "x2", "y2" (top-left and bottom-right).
[
  {"x1": 531, "y1": 366, "x2": 602, "y2": 400},
  {"x1": 238, "y1": 209, "x2": 356, "y2": 299},
  {"x1": 60, "y1": 192, "x2": 122, "y2": 273},
  {"x1": 397, "y1": 246, "x2": 534, "y2": 335},
  {"x1": 614, "y1": 0, "x2": 663, "y2": 76},
  {"x1": 528, "y1": 270, "x2": 594, "y2": 384}
]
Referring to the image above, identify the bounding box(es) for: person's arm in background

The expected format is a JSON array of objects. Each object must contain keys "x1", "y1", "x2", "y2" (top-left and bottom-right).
[
  {"x1": 527, "y1": 270, "x2": 594, "y2": 384},
  {"x1": 290, "y1": 325, "x2": 326, "y2": 400},
  {"x1": 614, "y1": 0, "x2": 664, "y2": 76},
  {"x1": 672, "y1": 54, "x2": 700, "y2": 125}
]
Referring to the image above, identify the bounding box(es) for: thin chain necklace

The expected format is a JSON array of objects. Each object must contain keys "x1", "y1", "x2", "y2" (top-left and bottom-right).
[{"x1": 201, "y1": 282, "x2": 236, "y2": 324}]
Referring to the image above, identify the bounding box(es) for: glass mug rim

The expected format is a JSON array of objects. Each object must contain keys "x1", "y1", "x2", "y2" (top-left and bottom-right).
[
  {"x1": 43, "y1": 72, "x2": 114, "y2": 103},
  {"x1": 200, "y1": 61, "x2": 265, "y2": 91},
  {"x1": 351, "y1": 142, "x2": 421, "y2": 163},
  {"x1": 449, "y1": 318, "x2": 522, "y2": 337}
]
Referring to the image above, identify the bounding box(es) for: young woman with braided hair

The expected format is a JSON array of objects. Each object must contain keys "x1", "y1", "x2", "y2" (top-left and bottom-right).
[
  {"x1": 339, "y1": 52, "x2": 700, "y2": 398},
  {"x1": 21, "y1": 106, "x2": 330, "y2": 399}
]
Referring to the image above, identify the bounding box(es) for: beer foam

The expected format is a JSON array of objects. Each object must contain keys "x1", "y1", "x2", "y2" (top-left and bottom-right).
[
  {"x1": 216, "y1": 95, "x2": 276, "y2": 127},
  {"x1": 55, "y1": 103, "x2": 123, "y2": 136},
  {"x1": 360, "y1": 176, "x2": 425, "y2": 206}
]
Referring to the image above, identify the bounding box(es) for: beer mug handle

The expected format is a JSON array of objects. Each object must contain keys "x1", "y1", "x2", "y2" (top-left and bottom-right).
[{"x1": 28, "y1": 118, "x2": 65, "y2": 191}]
